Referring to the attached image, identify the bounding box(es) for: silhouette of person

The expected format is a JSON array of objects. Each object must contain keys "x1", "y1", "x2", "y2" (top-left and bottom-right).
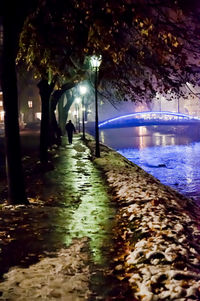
[{"x1": 65, "y1": 120, "x2": 76, "y2": 144}]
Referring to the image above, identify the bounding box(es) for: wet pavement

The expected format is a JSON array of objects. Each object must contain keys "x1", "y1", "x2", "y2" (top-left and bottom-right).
[{"x1": 0, "y1": 135, "x2": 128, "y2": 300}]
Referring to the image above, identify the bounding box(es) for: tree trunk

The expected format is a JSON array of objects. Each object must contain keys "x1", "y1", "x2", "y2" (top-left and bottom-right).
[
  {"x1": 58, "y1": 93, "x2": 68, "y2": 135},
  {"x1": 49, "y1": 90, "x2": 64, "y2": 146},
  {"x1": 37, "y1": 79, "x2": 54, "y2": 164},
  {"x1": 2, "y1": 17, "x2": 28, "y2": 204},
  {"x1": 58, "y1": 90, "x2": 75, "y2": 135},
  {"x1": 56, "y1": 83, "x2": 76, "y2": 135}
]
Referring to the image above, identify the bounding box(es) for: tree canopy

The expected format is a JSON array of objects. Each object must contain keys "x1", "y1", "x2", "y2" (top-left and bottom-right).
[{"x1": 18, "y1": 0, "x2": 200, "y2": 102}]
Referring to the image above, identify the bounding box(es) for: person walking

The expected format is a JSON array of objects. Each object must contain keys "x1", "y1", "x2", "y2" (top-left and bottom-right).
[{"x1": 65, "y1": 120, "x2": 76, "y2": 144}]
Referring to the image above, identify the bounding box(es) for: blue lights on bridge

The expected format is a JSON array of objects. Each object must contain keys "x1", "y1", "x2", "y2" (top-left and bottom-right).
[{"x1": 99, "y1": 111, "x2": 200, "y2": 129}]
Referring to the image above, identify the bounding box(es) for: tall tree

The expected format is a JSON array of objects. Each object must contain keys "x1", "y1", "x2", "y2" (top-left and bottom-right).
[
  {"x1": 18, "y1": 0, "x2": 87, "y2": 161},
  {"x1": 37, "y1": 77, "x2": 55, "y2": 163},
  {"x1": 0, "y1": 0, "x2": 38, "y2": 204}
]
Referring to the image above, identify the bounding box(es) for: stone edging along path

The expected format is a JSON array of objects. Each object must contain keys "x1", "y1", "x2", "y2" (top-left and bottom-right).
[{"x1": 86, "y1": 135, "x2": 200, "y2": 301}]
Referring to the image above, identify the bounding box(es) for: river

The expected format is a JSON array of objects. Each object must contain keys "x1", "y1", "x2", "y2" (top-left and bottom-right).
[{"x1": 99, "y1": 125, "x2": 200, "y2": 205}]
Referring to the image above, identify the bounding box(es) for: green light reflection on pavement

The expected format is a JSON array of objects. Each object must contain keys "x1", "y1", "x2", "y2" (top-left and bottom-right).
[
  {"x1": 67, "y1": 193, "x2": 114, "y2": 264},
  {"x1": 63, "y1": 147, "x2": 115, "y2": 264}
]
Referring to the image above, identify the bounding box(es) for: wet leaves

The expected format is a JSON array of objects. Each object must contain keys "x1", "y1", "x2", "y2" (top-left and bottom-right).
[{"x1": 89, "y1": 141, "x2": 200, "y2": 300}]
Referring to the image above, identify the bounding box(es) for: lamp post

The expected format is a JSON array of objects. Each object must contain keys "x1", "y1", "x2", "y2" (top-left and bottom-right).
[
  {"x1": 28, "y1": 99, "x2": 34, "y2": 122},
  {"x1": 79, "y1": 85, "x2": 87, "y2": 139},
  {"x1": 90, "y1": 55, "x2": 102, "y2": 157},
  {"x1": 28, "y1": 100, "x2": 33, "y2": 108}
]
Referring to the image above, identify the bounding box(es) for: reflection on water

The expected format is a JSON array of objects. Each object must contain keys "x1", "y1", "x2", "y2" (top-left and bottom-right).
[
  {"x1": 100, "y1": 125, "x2": 200, "y2": 149},
  {"x1": 100, "y1": 125, "x2": 200, "y2": 204}
]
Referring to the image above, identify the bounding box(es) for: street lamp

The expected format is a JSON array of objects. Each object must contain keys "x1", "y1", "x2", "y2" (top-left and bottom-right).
[
  {"x1": 28, "y1": 100, "x2": 33, "y2": 108},
  {"x1": 79, "y1": 85, "x2": 87, "y2": 139},
  {"x1": 75, "y1": 97, "x2": 81, "y2": 132},
  {"x1": 90, "y1": 55, "x2": 102, "y2": 157},
  {"x1": 28, "y1": 99, "x2": 34, "y2": 122}
]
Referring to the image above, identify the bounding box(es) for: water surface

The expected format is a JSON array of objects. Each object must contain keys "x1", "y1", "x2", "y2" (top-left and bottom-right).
[{"x1": 99, "y1": 125, "x2": 200, "y2": 204}]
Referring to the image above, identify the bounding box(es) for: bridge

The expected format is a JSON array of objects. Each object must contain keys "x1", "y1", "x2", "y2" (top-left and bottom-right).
[{"x1": 98, "y1": 111, "x2": 200, "y2": 129}]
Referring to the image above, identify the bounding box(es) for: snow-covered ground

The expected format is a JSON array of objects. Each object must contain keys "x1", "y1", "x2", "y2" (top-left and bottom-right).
[
  {"x1": 86, "y1": 136, "x2": 200, "y2": 301},
  {"x1": 0, "y1": 237, "x2": 90, "y2": 300}
]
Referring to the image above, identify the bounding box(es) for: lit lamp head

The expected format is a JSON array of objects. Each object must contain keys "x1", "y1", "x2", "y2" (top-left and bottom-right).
[
  {"x1": 28, "y1": 100, "x2": 33, "y2": 108},
  {"x1": 75, "y1": 97, "x2": 81, "y2": 104},
  {"x1": 79, "y1": 85, "x2": 87, "y2": 95},
  {"x1": 90, "y1": 55, "x2": 102, "y2": 69}
]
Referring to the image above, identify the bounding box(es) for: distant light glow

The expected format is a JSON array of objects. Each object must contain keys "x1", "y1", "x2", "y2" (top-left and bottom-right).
[
  {"x1": 0, "y1": 101, "x2": 3, "y2": 106},
  {"x1": 99, "y1": 111, "x2": 200, "y2": 128},
  {"x1": 28, "y1": 100, "x2": 33, "y2": 108},
  {"x1": 139, "y1": 127, "x2": 147, "y2": 149},
  {"x1": 162, "y1": 135, "x2": 167, "y2": 146},
  {"x1": 155, "y1": 135, "x2": 161, "y2": 146},
  {"x1": 171, "y1": 137, "x2": 175, "y2": 145},
  {"x1": 75, "y1": 97, "x2": 81, "y2": 104},
  {"x1": 79, "y1": 85, "x2": 87, "y2": 95},
  {"x1": 100, "y1": 131, "x2": 105, "y2": 143},
  {"x1": 35, "y1": 112, "x2": 41, "y2": 120},
  {"x1": 0, "y1": 111, "x2": 4, "y2": 121}
]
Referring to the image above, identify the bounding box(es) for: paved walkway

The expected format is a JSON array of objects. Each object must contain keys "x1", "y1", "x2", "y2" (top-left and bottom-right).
[{"x1": 0, "y1": 135, "x2": 127, "y2": 300}]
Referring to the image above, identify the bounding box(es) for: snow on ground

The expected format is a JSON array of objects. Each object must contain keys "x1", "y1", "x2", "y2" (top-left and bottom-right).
[
  {"x1": 86, "y1": 137, "x2": 200, "y2": 301},
  {"x1": 0, "y1": 237, "x2": 90, "y2": 301}
]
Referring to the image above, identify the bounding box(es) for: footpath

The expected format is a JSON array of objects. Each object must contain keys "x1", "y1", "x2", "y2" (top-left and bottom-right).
[{"x1": 0, "y1": 134, "x2": 200, "y2": 300}]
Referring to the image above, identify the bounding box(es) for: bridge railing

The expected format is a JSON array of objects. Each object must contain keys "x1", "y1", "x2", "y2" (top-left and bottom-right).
[{"x1": 99, "y1": 111, "x2": 200, "y2": 128}]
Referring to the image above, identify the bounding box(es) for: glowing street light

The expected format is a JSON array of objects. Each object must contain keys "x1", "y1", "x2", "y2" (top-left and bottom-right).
[
  {"x1": 79, "y1": 85, "x2": 87, "y2": 139},
  {"x1": 28, "y1": 100, "x2": 33, "y2": 108},
  {"x1": 79, "y1": 85, "x2": 87, "y2": 95},
  {"x1": 90, "y1": 55, "x2": 102, "y2": 157},
  {"x1": 28, "y1": 99, "x2": 34, "y2": 122},
  {"x1": 75, "y1": 97, "x2": 81, "y2": 103}
]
